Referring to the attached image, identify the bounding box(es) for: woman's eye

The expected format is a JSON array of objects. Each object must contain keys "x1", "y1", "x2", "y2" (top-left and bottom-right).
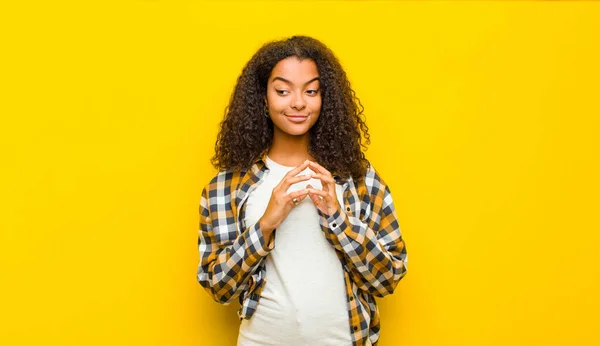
[
  {"x1": 307, "y1": 89, "x2": 319, "y2": 95},
  {"x1": 275, "y1": 89, "x2": 288, "y2": 95}
]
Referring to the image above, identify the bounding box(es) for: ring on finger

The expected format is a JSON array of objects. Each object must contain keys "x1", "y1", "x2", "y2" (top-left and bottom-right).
[{"x1": 292, "y1": 197, "x2": 299, "y2": 206}]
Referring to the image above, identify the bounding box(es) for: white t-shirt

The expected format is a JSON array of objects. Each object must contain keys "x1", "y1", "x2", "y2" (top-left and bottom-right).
[{"x1": 237, "y1": 156, "x2": 352, "y2": 346}]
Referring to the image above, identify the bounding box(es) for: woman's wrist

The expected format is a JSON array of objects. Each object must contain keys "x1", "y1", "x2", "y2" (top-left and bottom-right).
[{"x1": 259, "y1": 218, "x2": 275, "y2": 240}]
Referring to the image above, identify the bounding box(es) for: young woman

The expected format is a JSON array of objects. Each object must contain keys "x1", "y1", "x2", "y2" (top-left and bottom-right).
[{"x1": 197, "y1": 35, "x2": 408, "y2": 346}]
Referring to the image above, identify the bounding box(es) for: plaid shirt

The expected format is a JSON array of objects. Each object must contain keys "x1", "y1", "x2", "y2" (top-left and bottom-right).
[{"x1": 197, "y1": 153, "x2": 408, "y2": 346}]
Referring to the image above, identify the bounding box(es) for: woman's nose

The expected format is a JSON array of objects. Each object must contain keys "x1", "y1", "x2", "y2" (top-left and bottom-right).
[{"x1": 291, "y1": 93, "x2": 306, "y2": 109}]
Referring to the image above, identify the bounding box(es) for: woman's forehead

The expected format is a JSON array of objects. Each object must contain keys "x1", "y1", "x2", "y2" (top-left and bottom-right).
[{"x1": 269, "y1": 57, "x2": 320, "y2": 85}]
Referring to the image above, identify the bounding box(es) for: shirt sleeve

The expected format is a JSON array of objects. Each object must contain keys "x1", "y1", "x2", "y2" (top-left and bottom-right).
[
  {"x1": 320, "y1": 167, "x2": 408, "y2": 298},
  {"x1": 197, "y1": 184, "x2": 275, "y2": 304}
]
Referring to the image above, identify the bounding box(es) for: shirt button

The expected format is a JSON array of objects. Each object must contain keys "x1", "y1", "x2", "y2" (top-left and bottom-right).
[
  {"x1": 353, "y1": 326, "x2": 358, "y2": 331},
  {"x1": 332, "y1": 223, "x2": 337, "y2": 228},
  {"x1": 349, "y1": 296, "x2": 354, "y2": 301},
  {"x1": 346, "y1": 206, "x2": 351, "y2": 212}
]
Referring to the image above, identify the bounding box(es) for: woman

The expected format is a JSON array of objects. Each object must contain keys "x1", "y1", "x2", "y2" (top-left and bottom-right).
[{"x1": 197, "y1": 35, "x2": 408, "y2": 346}]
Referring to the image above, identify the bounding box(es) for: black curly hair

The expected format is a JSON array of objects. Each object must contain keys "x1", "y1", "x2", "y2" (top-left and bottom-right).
[{"x1": 211, "y1": 35, "x2": 370, "y2": 181}]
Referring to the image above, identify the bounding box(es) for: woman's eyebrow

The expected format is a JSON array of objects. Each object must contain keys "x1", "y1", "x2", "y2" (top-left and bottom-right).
[{"x1": 272, "y1": 76, "x2": 320, "y2": 86}]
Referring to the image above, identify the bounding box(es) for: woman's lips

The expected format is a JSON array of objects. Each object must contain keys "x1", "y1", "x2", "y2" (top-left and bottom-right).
[{"x1": 286, "y1": 114, "x2": 308, "y2": 123}]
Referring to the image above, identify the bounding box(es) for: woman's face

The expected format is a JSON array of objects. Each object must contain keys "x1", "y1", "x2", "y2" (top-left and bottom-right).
[{"x1": 265, "y1": 57, "x2": 322, "y2": 138}]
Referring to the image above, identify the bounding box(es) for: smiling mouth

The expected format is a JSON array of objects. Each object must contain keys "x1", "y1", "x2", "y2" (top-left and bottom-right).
[{"x1": 285, "y1": 114, "x2": 309, "y2": 123}]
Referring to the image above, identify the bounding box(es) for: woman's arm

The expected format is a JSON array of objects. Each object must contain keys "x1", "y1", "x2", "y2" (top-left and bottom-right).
[
  {"x1": 198, "y1": 162, "x2": 313, "y2": 304},
  {"x1": 314, "y1": 166, "x2": 408, "y2": 298},
  {"x1": 197, "y1": 184, "x2": 274, "y2": 305}
]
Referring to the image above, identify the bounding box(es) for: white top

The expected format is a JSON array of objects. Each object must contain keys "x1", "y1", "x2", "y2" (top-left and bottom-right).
[{"x1": 237, "y1": 156, "x2": 352, "y2": 346}]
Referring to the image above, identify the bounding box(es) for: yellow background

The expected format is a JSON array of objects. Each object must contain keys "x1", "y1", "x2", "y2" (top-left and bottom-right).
[{"x1": 1, "y1": 1, "x2": 599, "y2": 345}]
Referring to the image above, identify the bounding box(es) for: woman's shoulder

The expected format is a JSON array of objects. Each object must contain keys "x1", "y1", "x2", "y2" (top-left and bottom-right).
[
  {"x1": 351, "y1": 160, "x2": 391, "y2": 195},
  {"x1": 352, "y1": 159, "x2": 386, "y2": 183},
  {"x1": 202, "y1": 166, "x2": 256, "y2": 194}
]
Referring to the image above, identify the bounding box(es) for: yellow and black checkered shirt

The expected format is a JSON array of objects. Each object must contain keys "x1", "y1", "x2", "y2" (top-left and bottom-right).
[{"x1": 197, "y1": 154, "x2": 408, "y2": 345}]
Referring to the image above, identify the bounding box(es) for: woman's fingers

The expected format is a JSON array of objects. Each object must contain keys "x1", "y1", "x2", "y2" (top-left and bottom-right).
[
  {"x1": 309, "y1": 173, "x2": 335, "y2": 192},
  {"x1": 308, "y1": 161, "x2": 332, "y2": 177},
  {"x1": 284, "y1": 189, "x2": 310, "y2": 207},
  {"x1": 286, "y1": 189, "x2": 310, "y2": 200},
  {"x1": 284, "y1": 160, "x2": 311, "y2": 179},
  {"x1": 273, "y1": 161, "x2": 336, "y2": 210},
  {"x1": 307, "y1": 187, "x2": 333, "y2": 214},
  {"x1": 282, "y1": 174, "x2": 312, "y2": 188},
  {"x1": 308, "y1": 163, "x2": 334, "y2": 192},
  {"x1": 260, "y1": 161, "x2": 313, "y2": 231},
  {"x1": 309, "y1": 173, "x2": 334, "y2": 182},
  {"x1": 308, "y1": 191, "x2": 324, "y2": 206},
  {"x1": 307, "y1": 187, "x2": 329, "y2": 199},
  {"x1": 278, "y1": 161, "x2": 311, "y2": 190},
  {"x1": 306, "y1": 184, "x2": 320, "y2": 201}
]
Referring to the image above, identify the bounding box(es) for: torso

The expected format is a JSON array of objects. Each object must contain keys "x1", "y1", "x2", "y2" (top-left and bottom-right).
[{"x1": 237, "y1": 156, "x2": 352, "y2": 346}]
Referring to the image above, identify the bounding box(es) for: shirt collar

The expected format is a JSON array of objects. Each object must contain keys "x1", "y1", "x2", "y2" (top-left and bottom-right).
[{"x1": 253, "y1": 150, "x2": 269, "y2": 166}]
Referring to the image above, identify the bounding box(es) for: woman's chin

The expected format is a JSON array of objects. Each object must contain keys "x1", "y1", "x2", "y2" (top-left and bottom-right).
[{"x1": 275, "y1": 125, "x2": 312, "y2": 137}]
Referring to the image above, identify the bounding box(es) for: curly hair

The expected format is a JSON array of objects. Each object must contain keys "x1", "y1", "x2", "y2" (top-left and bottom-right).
[{"x1": 211, "y1": 35, "x2": 371, "y2": 181}]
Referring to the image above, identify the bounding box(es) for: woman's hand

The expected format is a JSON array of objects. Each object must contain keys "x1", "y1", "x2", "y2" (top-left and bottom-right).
[
  {"x1": 306, "y1": 161, "x2": 341, "y2": 216},
  {"x1": 259, "y1": 160, "x2": 312, "y2": 239}
]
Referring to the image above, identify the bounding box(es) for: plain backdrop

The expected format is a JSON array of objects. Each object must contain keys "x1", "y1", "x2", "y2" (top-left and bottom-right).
[{"x1": 1, "y1": 1, "x2": 599, "y2": 345}]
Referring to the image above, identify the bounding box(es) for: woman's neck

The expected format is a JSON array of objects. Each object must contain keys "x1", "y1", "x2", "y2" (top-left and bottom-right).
[{"x1": 267, "y1": 130, "x2": 314, "y2": 167}]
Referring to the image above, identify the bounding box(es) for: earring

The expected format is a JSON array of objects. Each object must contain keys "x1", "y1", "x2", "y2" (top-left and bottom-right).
[{"x1": 264, "y1": 105, "x2": 270, "y2": 118}]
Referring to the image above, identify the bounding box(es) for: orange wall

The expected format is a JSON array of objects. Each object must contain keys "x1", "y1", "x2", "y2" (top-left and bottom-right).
[{"x1": 1, "y1": 1, "x2": 599, "y2": 345}]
